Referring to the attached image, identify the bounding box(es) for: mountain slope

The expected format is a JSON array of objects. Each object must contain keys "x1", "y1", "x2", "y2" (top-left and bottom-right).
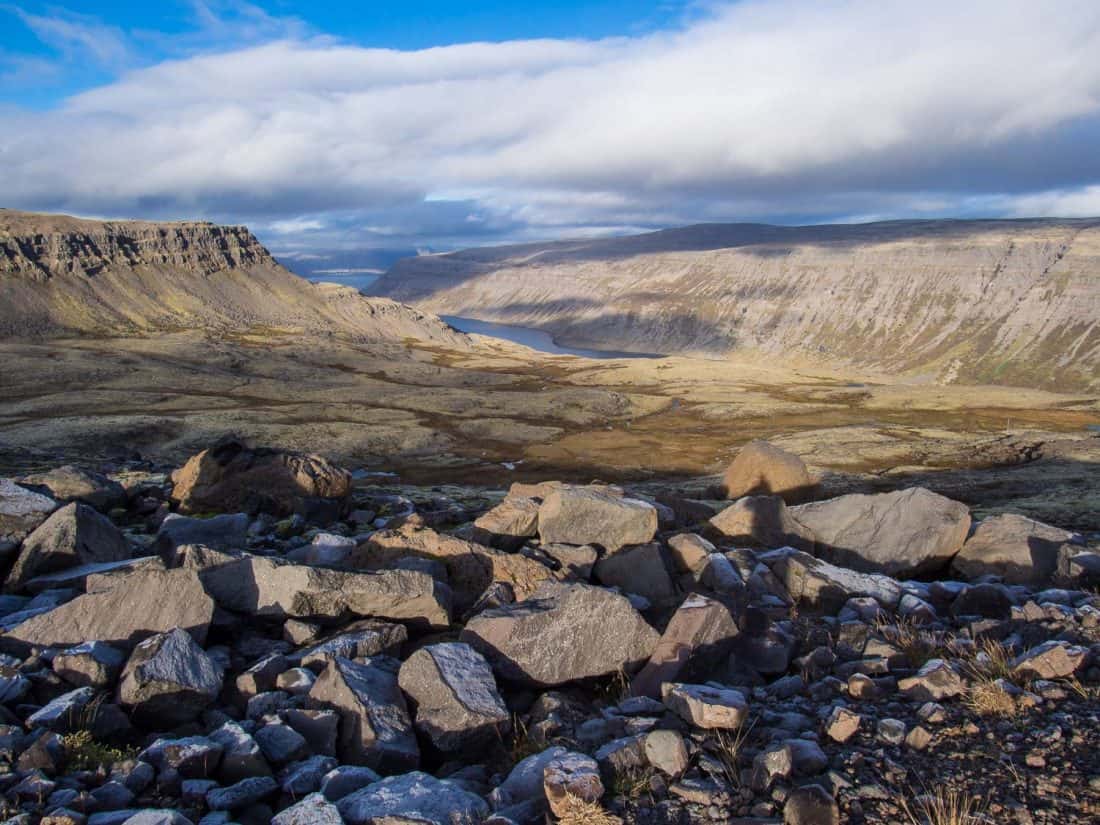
[
  {"x1": 0, "y1": 209, "x2": 466, "y2": 346},
  {"x1": 373, "y1": 219, "x2": 1100, "y2": 390}
]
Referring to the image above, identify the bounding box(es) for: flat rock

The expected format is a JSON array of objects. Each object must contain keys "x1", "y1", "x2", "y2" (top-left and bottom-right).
[
  {"x1": 952, "y1": 513, "x2": 1081, "y2": 585},
  {"x1": 155, "y1": 514, "x2": 249, "y2": 557},
  {"x1": 471, "y1": 496, "x2": 539, "y2": 549},
  {"x1": 537, "y1": 486, "x2": 657, "y2": 552},
  {"x1": 790, "y1": 488, "x2": 970, "y2": 577},
  {"x1": 723, "y1": 441, "x2": 816, "y2": 503},
  {"x1": 0, "y1": 478, "x2": 58, "y2": 545},
  {"x1": 1011, "y1": 640, "x2": 1088, "y2": 680},
  {"x1": 118, "y1": 628, "x2": 222, "y2": 725},
  {"x1": 897, "y1": 659, "x2": 964, "y2": 702},
  {"x1": 460, "y1": 582, "x2": 658, "y2": 687},
  {"x1": 336, "y1": 771, "x2": 489, "y2": 825},
  {"x1": 767, "y1": 549, "x2": 902, "y2": 613},
  {"x1": 17, "y1": 466, "x2": 126, "y2": 512},
  {"x1": 397, "y1": 641, "x2": 509, "y2": 753},
  {"x1": 662, "y1": 682, "x2": 748, "y2": 729}
]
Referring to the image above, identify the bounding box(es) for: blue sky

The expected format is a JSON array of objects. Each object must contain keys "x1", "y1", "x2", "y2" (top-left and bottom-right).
[{"x1": 3, "y1": 1, "x2": 1100, "y2": 263}]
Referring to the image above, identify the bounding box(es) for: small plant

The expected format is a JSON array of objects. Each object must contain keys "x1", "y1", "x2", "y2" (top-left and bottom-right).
[
  {"x1": 874, "y1": 615, "x2": 960, "y2": 669},
  {"x1": 608, "y1": 764, "x2": 656, "y2": 801},
  {"x1": 708, "y1": 717, "x2": 755, "y2": 789},
  {"x1": 554, "y1": 793, "x2": 624, "y2": 825},
  {"x1": 508, "y1": 714, "x2": 542, "y2": 765},
  {"x1": 592, "y1": 668, "x2": 631, "y2": 704},
  {"x1": 900, "y1": 787, "x2": 989, "y2": 825},
  {"x1": 61, "y1": 729, "x2": 137, "y2": 772},
  {"x1": 964, "y1": 680, "x2": 1017, "y2": 718},
  {"x1": 964, "y1": 637, "x2": 1017, "y2": 684}
]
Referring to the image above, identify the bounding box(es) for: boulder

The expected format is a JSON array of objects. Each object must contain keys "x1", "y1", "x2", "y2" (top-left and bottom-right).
[
  {"x1": 273, "y1": 793, "x2": 342, "y2": 825},
  {"x1": 790, "y1": 488, "x2": 970, "y2": 577},
  {"x1": 358, "y1": 523, "x2": 551, "y2": 614},
  {"x1": 784, "y1": 783, "x2": 839, "y2": 825},
  {"x1": 708, "y1": 496, "x2": 815, "y2": 552},
  {"x1": 296, "y1": 620, "x2": 407, "y2": 670},
  {"x1": 662, "y1": 683, "x2": 748, "y2": 729},
  {"x1": 630, "y1": 594, "x2": 741, "y2": 698},
  {"x1": 6, "y1": 503, "x2": 130, "y2": 592},
  {"x1": 543, "y1": 751, "x2": 603, "y2": 818},
  {"x1": 397, "y1": 642, "x2": 509, "y2": 753},
  {"x1": 205, "y1": 776, "x2": 278, "y2": 811},
  {"x1": 0, "y1": 478, "x2": 58, "y2": 545},
  {"x1": 897, "y1": 659, "x2": 965, "y2": 702},
  {"x1": 1, "y1": 567, "x2": 215, "y2": 654},
  {"x1": 667, "y1": 533, "x2": 715, "y2": 575},
  {"x1": 26, "y1": 686, "x2": 96, "y2": 732},
  {"x1": 537, "y1": 486, "x2": 657, "y2": 552},
  {"x1": 767, "y1": 549, "x2": 902, "y2": 613},
  {"x1": 460, "y1": 582, "x2": 658, "y2": 687},
  {"x1": 593, "y1": 542, "x2": 678, "y2": 606},
  {"x1": 196, "y1": 554, "x2": 451, "y2": 630},
  {"x1": 336, "y1": 771, "x2": 489, "y2": 825},
  {"x1": 171, "y1": 438, "x2": 351, "y2": 517},
  {"x1": 951, "y1": 513, "x2": 1081, "y2": 585},
  {"x1": 306, "y1": 656, "x2": 418, "y2": 771},
  {"x1": 471, "y1": 496, "x2": 539, "y2": 549},
  {"x1": 1011, "y1": 641, "x2": 1088, "y2": 680},
  {"x1": 17, "y1": 466, "x2": 126, "y2": 512},
  {"x1": 722, "y1": 441, "x2": 816, "y2": 503},
  {"x1": 155, "y1": 513, "x2": 249, "y2": 558},
  {"x1": 207, "y1": 722, "x2": 270, "y2": 783},
  {"x1": 53, "y1": 640, "x2": 126, "y2": 688},
  {"x1": 23, "y1": 556, "x2": 162, "y2": 595},
  {"x1": 118, "y1": 628, "x2": 223, "y2": 725}
]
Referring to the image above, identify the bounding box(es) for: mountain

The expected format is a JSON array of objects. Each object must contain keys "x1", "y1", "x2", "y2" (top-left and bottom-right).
[
  {"x1": 0, "y1": 209, "x2": 465, "y2": 346},
  {"x1": 372, "y1": 218, "x2": 1100, "y2": 391}
]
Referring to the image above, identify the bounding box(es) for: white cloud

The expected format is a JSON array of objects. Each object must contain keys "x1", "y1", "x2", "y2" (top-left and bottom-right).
[{"x1": 4, "y1": 0, "x2": 1100, "y2": 250}]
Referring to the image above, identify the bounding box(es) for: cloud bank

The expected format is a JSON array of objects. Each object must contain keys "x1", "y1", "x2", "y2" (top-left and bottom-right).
[{"x1": 4, "y1": 0, "x2": 1100, "y2": 256}]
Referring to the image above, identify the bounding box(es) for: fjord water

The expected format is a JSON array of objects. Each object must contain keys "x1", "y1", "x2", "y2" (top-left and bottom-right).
[{"x1": 441, "y1": 315, "x2": 662, "y2": 359}]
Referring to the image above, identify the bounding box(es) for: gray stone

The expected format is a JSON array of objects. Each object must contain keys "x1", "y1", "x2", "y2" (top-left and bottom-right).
[
  {"x1": 26, "y1": 686, "x2": 96, "y2": 732},
  {"x1": 952, "y1": 514, "x2": 1081, "y2": 585},
  {"x1": 643, "y1": 729, "x2": 689, "y2": 776},
  {"x1": 6, "y1": 502, "x2": 129, "y2": 592},
  {"x1": 709, "y1": 495, "x2": 815, "y2": 552},
  {"x1": 337, "y1": 771, "x2": 489, "y2": 825},
  {"x1": 254, "y1": 723, "x2": 308, "y2": 766},
  {"x1": 397, "y1": 642, "x2": 508, "y2": 753},
  {"x1": 784, "y1": 783, "x2": 839, "y2": 825},
  {"x1": 320, "y1": 764, "x2": 381, "y2": 802},
  {"x1": 120, "y1": 812, "x2": 195, "y2": 825},
  {"x1": 897, "y1": 659, "x2": 965, "y2": 702},
  {"x1": 1012, "y1": 640, "x2": 1088, "y2": 680},
  {"x1": 18, "y1": 466, "x2": 126, "y2": 513},
  {"x1": 140, "y1": 736, "x2": 224, "y2": 779},
  {"x1": 296, "y1": 620, "x2": 407, "y2": 671},
  {"x1": 662, "y1": 682, "x2": 748, "y2": 729},
  {"x1": 491, "y1": 746, "x2": 568, "y2": 809},
  {"x1": 207, "y1": 722, "x2": 269, "y2": 783},
  {"x1": 722, "y1": 441, "x2": 816, "y2": 503},
  {"x1": 543, "y1": 751, "x2": 603, "y2": 818},
  {"x1": 53, "y1": 641, "x2": 126, "y2": 688},
  {"x1": 155, "y1": 513, "x2": 250, "y2": 558},
  {"x1": 118, "y1": 628, "x2": 222, "y2": 725},
  {"x1": 278, "y1": 755, "x2": 338, "y2": 795},
  {"x1": 0, "y1": 477, "x2": 57, "y2": 545},
  {"x1": 205, "y1": 776, "x2": 278, "y2": 811},
  {"x1": 472, "y1": 496, "x2": 539, "y2": 549},
  {"x1": 593, "y1": 542, "x2": 677, "y2": 605},
  {"x1": 767, "y1": 549, "x2": 902, "y2": 613},
  {"x1": 537, "y1": 486, "x2": 657, "y2": 552},
  {"x1": 272, "y1": 793, "x2": 343, "y2": 825}
]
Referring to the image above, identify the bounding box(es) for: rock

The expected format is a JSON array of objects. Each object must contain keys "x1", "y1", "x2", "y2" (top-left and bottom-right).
[
  {"x1": 26, "y1": 686, "x2": 96, "y2": 732},
  {"x1": 952, "y1": 513, "x2": 1081, "y2": 585},
  {"x1": 205, "y1": 775, "x2": 278, "y2": 811},
  {"x1": 155, "y1": 514, "x2": 249, "y2": 557},
  {"x1": 397, "y1": 642, "x2": 509, "y2": 753},
  {"x1": 662, "y1": 683, "x2": 748, "y2": 729},
  {"x1": 6, "y1": 503, "x2": 130, "y2": 592},
  {"x1": 360, "y1": 523, "x2": 553, "y2": 614},
  {"x1": 643, "y1": 729, "x2": 689, "y2": 776},
  {"x1": 286, "y1": 533, "x2": 356, "y2": 566},
  {"x1": 951, "y1": 583, "x2": 1012, "y2": 619},
  {"x1": 278, "y1": 755, "x2": 338, "y2": 795},
  {"x1": 234, "y1": 654, "x2": 287, "y2": 700},
  {"x1": 539, "y1": 543, "x2": 598, "y2": 580},
  {"x1": 537, "y1": 486, "x2": 657, "y2": 552},
  {"x1": 254, "y1": 723, "x2": 308, "y2": 766},
  {"x1": 784, "y1": 783, "x2": 839, "y2": 825},
  {"x1": 708, "y1": 495, "x2": 815, "y2": 551},
  {"x1": 23, "y1": 557, "x2": 162, "y2": 595},
  {"x1": 1, "y1": 567, "x2": 215, "y2": 654},
  {"x1": 141, "y1": 736, "x2": 225, "y2": 779},
  {"x1": 905, "y1": 725, "x2": 934, "y2": 750},
  {"x1": 1011, "y1": 640, "x2": 1088, "y2": 680},
  {"x1": 723, "y1": 441, "x2": 816, "y2": 503},
  {"x1": 272, "y1": 793, "x2": 343, "y2": 825},
  {"x1": 877, "y1": 718, "x2": 907, "y2": 745},
  {"x1": 543, "y1": 751, "x2": 603, "y2": 817},
  {"x1": 196, "y1": 554, "x2": 451, "y2": 630},
  {"x1": 120, "y1": 813, "x2": 195, "y2": 825},
  {"x1": 666, "y1": 533, "x2": 715, "y2": 574},
  {"x1": 118, "y1": 628, "x2": 222, "y2": 725},
  {"x1": 276, "y1": 667, "x2": 315, "y2": 695},
  {"x1": 460, "y1": 582, "x2": 658, "y2": 687},
  {"x1": 320, "y1": 765, "x2": 381, "y2": 802},
  {"x1": 790, "y1": 488, "x2": 970, "y2": 577},
  {"x1": 897, "y1": 659, "x2": 965, "y2": 702},
  {"x1": 306, "y1": 656, "x2": 418, "y2": 771},
  {"x1": 471, "y1": 496, "x2": 539, "y2": 549},
  {"x1": 768, "y1": 549, "x2": 902, "y2": 612},
  {"x1": 593, "y1": 542, "x2": 677, "y2": 606},
  {"x1": 296, "y1": 620, "x2": 407, "y2": 670},
  {"x1": 53, "y1": 641, "x2": 126, "y2": 688},
  {"x1": 171, "y1": 438, "x2": 351, "y2": 517},
  {"x1": 207, "y1": 722, "x2": 269, "y2": 783},
  {"x1": 824, "y1": 706, "x2": 861, "y2": 742},
  {"x1": 337, "y1": 771, "x2": 490, "y2": 825},
  {"x1": 18, "y1": 466, "x2": 126, "y2": 512},
  {"x1": 0, "y1": 477, "x2": 58, "y2": 545},
  {"x1": 630, "y1": 594, "x2": 741, "y2": 698}
]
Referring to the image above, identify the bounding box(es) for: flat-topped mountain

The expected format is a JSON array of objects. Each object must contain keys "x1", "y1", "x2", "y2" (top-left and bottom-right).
[
  {"x1": 373, "y1": 218, "x2": 1100, "y2": 391},
  {"x1": 0, "y1": 209, "x2": 465, "y2": 346}
]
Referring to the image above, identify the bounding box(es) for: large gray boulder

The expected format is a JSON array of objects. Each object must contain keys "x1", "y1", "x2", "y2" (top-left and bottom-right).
[
  {"x1": 765, "y1": 548, "x2": 902, "y2": 613},
  {"x1": 337, "y1": 771, "x2": 489, "y2": 825},
  {"x1": 1, "y1": 567, "x2": 215, "y2": 654},
  {"x1": 951, "y1": 513, "x2": 1082, "y2": 584},
  {"x1": 722, "y1": 441, "x2": 816, "y2": 503},
  {"x1": 537, "y1": 486, "x2": 657, "y2": 552},
  {"x1": 118, "y1": 628, "x2": 223, "y2": 725},
  {"x1": 6, "y1": 502, "x2": 130, "y2": 592},
  {"x1": 593, "y1": 542, "x2": 678, "y2": 606},
  {"x1": 306, "y1": 656, "x2": 418, "y2": 772},
  {"x1": 397, "y1": 642, "x2": 509, "y2": 753},
  {"x1": 17, "y1": 466, "x2": 126, "y2": 512},
  {"x1": 790, "y1": 488, "x2": 970, "y2": 577},
  {"x1": 460, "y1": 582, "x2": 658, "y2": 687},
  {"x1": 708, "y1": 496, "x2": 815, "y2": 552},
  {"x1": 196, "y1": 554, "x2": 451, "y2": 630},
  {"x1": 471, "y1": 496, "x2": 539, "y2": 550},
  {"x1": 155, "y1": 513, "x2": 249, "y2": 558},
  {"x1": 0, "y1": 478, "x2": 57, "y2": 545},
  {"x1": 273, "y1": 793, "x2": 343, "y2": 825}
]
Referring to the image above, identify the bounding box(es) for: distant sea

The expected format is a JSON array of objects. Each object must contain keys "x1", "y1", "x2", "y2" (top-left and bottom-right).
[{"x1": 306, "y1": 272, "x2": 380, "y2": 292}]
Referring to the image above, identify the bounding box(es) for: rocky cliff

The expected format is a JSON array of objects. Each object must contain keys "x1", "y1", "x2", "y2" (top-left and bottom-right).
[
  {"x1": 0, "y1": 209, "x2": 467, "y2": 346},
  {"x1": 373, "y1": 219, "x2": 1100, "y2": 390}
]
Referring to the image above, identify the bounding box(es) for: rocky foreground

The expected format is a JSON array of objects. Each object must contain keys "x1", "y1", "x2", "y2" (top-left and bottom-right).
[{"x1": 0, "y1": 439, "x2": 1097, "y2": 825}]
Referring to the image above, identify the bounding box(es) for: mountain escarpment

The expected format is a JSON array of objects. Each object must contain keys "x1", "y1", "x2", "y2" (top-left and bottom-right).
[
  {"x1": 0, "y1": 209, "x2": 465, "y2": 346},
  {"x1": 373, "y1": 219, "x2": 1100, "y2": 390}
]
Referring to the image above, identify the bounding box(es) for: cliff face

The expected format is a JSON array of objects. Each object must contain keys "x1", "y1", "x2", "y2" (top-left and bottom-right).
[
  {"x1": 374, "y1": 219, "x2": 1100, "y2": 391},
  {"x1": 0, "y1": 209, "x2": 467, "y2": 347}
]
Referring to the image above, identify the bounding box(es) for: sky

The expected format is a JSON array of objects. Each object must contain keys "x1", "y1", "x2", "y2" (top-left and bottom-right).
[{"x1": 3, "y1": 0, "x2": 1100, "y2": 266}]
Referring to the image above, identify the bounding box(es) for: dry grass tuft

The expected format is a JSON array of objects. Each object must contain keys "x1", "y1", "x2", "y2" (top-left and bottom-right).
[
  {"x1": 965, "y1": 637, "x2": 1017, "y2": 683},
  {"x1": 901, "y1": 787, "x2": 990, "y2": 825},
  {"x1": 508, "y1": 714, "x2": 542, "y2": 765},
  {"x1": 608, "y1": 764, "x2": 657, "y2": 801},
  {"x1": 874, "y1": 615, "x2": 962, "y2": 669},
  {"x1": 554, "y1": 794, "x2": 624, "y2": 825},
  {"x1": 709, "y1": 718, "x2": 754, "y2": 789},
  {"x1": 964, "y1": 680, "x2": 1018, "y2": 718}
]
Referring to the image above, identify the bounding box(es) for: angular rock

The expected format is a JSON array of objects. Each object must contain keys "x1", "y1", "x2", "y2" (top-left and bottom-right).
[
  {"x1": 630, "y1": 594, "x2": 741, "y2": 699},
  {"x1": 537, "y1": 486, "x2": 657, "y2": 553},
  {"x1": 24, "y1": 556, "x2": 162, "y2": 595},
  {"x1": 320, "y1": 765, "x2": 381, "y2": 802},
  {"x1": 26, "y1": 686, "x2": 96, "y2": 732},
  {"x1": 6, "y1": 503, "x2": 129, "y2": 592},
  {"x1": 897, "y1": 659, "x2": 964, "y2": 702},
  {"x1": 790, "y1": 488, "x2": 970, "y2": 577},
  {"x1": 397, "y1": 642, "x2": 508, "y2": 753},
  {"x1": 471, "y1": 496, "x2": 539, "y2": 550},
  {"x1": 784, "y1": 783, "x2": 839, "y2": 825},
  {"x1": 543, "y1": 751, "x2": 603, "y2": 817},
  {"x1": 662, "y1": 682, "x2": 748, "y2": 730},
  {"x1": 1, "y1": 567, "x2": 215, "y2": 654},
  {"x1": 272, "y1": 793, "x2": 343, "y2": 825},
  {"x1": 593, "y1": 542, "x2": 677, "y2": 606},
  {"x1": 306, "y1": 656, "x2": 418, "y2": 771},
  {"x1": 708, "y1": 495, "x2": 814, "y2": 552},
  {"x1": 667, "y1": 533, "x2": 715, "y2": 575},
  {"x1": 296, "y1": 620, "x2": 407, "y2": 671},
  {"x1": 18, "y1": 466, "x2": 126, "y2": 512},
  {"x1": 278, "y1": 755, "x2": 338, "y2": 795},
  {"x1": 824, "y1": 706, "x2": 861, "y2": 742},
  {"x1": 254, "y1": 723, "x2": 308, "y2": 766},
  {"x1": 1011, "y1": 640, "x2": 1088, "y2": 680},
  {"x1": 205, "y1": 775, "x2": 278, "y2": 811},
  {"x1": 207, "y1": 722, "x2": 269, "y2": 783},
  {"x1": 722, "y1": 441, "x2": 816, "y2": 503},
  {"x1": 155, "y1": 514, "x2": 249, "y2": 558},
  {"x1": 0, "y1": 477, "x2": 58, "y2": 545},
  {"x1": 952, "y1": 513, "x2": 1081, "y2": 585},
  {"x1": 768, "y1": 549, "x2": 902, "y2": 613},
  {"x1": 171, "y1": 438, "x2": 351, "y2": 517},
  {"x1": 118, "y1": 628, "x2": 222, "y2": 725},
  {"x1": 53, "y1": 641, "x2": 126, "y2": 688},
  {"x1": 643, "y1": 729, "x2": 689, "y2": 776},
  {"x1": 336, "y1": 771, "x2": 489, "y2": 825},
  {"x1": 460, "y1": 582, "x2": 658, "y2": 687},
  {"x1": 141, "y1": 736, "x2": 225, "y2": 779}
]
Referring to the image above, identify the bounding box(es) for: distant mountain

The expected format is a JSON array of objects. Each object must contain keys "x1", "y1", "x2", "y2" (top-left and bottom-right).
[
  {"x1": 0, "y1": 209, "x2": 466, "y2": 347},
  {"x1": 372, "y1": 218, "x2": 1100, "y2": 391}
]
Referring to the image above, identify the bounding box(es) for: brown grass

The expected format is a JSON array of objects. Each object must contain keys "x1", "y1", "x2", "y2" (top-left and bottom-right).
[
  {"x1": 873, "y1": 615, "x2": 963, "y2": 669},
  {"x1": 554, "y1": 794, "x2": 624, "y2": 825},
  {"x1": 901, "y1": 787, "x2": 990, "y2": 825},
  {"x1": 709, "y1": 718, "x2": 755, "y2": 789},
  {"x1": 964, "y1": 680, "x2": 1018, "y2": 718}
]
